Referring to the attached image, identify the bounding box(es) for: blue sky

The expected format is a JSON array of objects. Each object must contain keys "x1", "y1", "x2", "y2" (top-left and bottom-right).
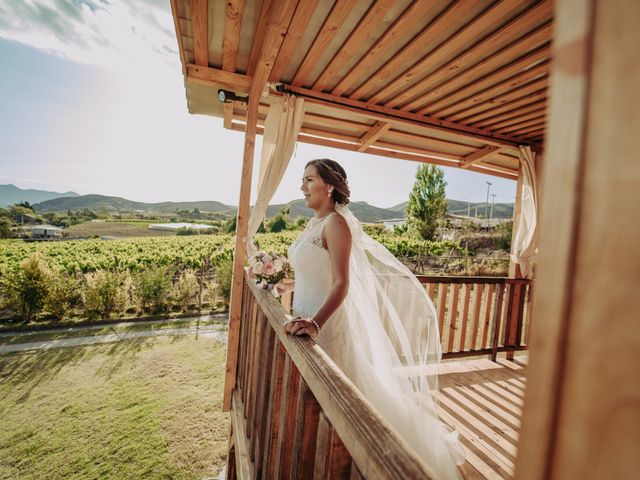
[{"x1": 0, "y1": 0, "x2": 515, "y2": 208}]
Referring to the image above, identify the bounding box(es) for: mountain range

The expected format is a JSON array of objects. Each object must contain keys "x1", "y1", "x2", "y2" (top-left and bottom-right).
[
  {"x1": 0, "y1": 184, "x2": 79, "y2": 207},
  {"x1": 1, "y1": 184, "x2": 514, "y2": 222}
]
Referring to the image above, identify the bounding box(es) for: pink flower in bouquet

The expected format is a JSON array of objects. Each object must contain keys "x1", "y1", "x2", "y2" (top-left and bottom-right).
[{"x1": 262, "y1": 260, "x2": 276, "y2": 277}]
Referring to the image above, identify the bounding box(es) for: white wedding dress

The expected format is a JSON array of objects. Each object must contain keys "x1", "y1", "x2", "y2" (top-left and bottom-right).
[{"x1": 288, "y1": 205, "x2": 464, "y2": 479}]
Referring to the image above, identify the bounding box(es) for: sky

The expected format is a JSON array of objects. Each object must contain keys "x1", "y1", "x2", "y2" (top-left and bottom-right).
[{"x1": 0, "y1": 0, "x2": 516, "y2": 209}]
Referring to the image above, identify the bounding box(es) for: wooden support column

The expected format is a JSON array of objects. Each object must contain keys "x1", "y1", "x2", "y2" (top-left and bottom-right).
[
  {"x1": 515, "y1": 0, "x2": 640, "y2": 478},
  {"x1": 223, "y1": 0, "x2": 300, "y2": 412},
  {"x1": 508, "y1": 167, "x2": 524, "y2": 278}
]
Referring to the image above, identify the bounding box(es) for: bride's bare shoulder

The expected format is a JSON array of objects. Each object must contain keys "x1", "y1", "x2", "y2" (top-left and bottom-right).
[{"x1": 324, "y1": 212, "x2": 351, "y2": 239}]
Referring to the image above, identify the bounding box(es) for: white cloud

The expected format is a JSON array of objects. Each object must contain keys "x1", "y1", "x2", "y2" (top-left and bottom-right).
[{"x1": 0, "y1": 0, "x2": 178, "y2": 73}]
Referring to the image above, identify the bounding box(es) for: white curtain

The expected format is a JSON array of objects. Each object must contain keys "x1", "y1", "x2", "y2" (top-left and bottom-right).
[
  {"x1": 511, "y1": 145, "x2": 538, "y2": 278},
  {"x1": 245, "y1": 94, "x2": 305, "y2": 257}
]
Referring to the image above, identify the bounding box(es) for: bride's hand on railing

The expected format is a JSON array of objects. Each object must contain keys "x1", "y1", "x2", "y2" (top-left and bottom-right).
[{"x1": 283, "y1": 316, "x2": 319, "y2": 338}]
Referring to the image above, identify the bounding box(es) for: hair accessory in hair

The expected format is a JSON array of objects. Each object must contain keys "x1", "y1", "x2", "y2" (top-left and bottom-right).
[{"x1": 320, "y1": 160, "x2": 347, "y2": 183}]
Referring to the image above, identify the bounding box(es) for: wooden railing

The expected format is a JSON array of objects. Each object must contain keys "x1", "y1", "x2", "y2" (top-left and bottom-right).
[
  {"x1": 227, "y1": 275, "x2": 532, "y2": 479},
  {"x1": 417, "y1": 276, "x2": 533, "y2": 360},
  {"x1": 228, "y1": 275, "x2": 438, "y2": 480}
]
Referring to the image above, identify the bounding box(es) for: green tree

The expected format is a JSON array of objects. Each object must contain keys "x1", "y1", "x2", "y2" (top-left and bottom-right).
[
  {"x1": 407, "y1": 164, "x2": 448, "y2": 241},
  {"x1": 268, "y1": 206, "x2": 291, "y2": 233}
]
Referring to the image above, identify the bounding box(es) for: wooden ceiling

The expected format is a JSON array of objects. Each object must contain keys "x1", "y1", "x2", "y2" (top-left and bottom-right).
[{"x1": 171, "y1": 0, "x2": 553, "y2": 180}]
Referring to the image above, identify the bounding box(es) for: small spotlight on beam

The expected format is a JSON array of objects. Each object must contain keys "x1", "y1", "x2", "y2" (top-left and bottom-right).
[{"x1": 218, "y1": 89, "x2": 248, "y2": 104}]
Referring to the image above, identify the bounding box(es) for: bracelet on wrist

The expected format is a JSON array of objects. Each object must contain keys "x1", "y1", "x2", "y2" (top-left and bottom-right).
[{"x1": 309, "y1": 318, "x2": 321, "y2": 333}]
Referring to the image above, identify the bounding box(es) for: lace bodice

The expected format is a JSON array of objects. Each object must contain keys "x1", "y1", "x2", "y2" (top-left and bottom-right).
[{"x1": 288, "y1": 215, "x2": 333, "y2": 319}]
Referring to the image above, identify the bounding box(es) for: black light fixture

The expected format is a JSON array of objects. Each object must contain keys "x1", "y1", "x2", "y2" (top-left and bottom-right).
[{"x1": 218, "y1": 89, "x2": 248, "y2": 104}]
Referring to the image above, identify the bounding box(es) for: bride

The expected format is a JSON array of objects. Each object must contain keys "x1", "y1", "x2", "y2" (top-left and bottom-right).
[{"x1": 280, "y1": 159, "x2": 464, "y2": 479}]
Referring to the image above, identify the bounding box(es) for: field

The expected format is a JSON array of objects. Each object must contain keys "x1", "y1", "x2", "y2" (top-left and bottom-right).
[
  {"x1": 65, "y1": 221, "x2": 176, "y2": 238},
  {"x1": 0, "y1": 335, "x2": 229, "y2": 479},
  {"x1": 0, "y1": 228, "x2": 466, "y2": 277}
]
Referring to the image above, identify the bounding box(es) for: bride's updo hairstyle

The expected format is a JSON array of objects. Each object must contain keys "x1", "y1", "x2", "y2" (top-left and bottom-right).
[{"x1": 306, "y1": 158, "x2": 351, "y2": 205}]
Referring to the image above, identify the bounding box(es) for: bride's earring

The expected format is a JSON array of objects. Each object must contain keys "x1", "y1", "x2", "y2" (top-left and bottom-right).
[{"x1": 328, "y1": 188, "x2": 333, "y2": 198}]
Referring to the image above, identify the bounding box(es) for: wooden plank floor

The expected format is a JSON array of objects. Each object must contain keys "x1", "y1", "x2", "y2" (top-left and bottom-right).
[{"x1": 437, "y1": 356, "x2": 528, "y2": 480}]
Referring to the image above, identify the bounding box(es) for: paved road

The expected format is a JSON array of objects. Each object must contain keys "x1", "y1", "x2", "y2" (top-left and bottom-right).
[
  {"x1": 0, "y1": 325, "x2": 228, "y2": 354},
  {"x1": 0, "y1": 313, "x2": 228, "y2": 338}
]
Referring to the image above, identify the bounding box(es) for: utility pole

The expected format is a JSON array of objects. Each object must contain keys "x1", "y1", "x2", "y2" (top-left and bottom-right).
[
  {"x1": 490, "y1": 193, "x2": 497, "y2": 226},
  {"x1": 485, "y1": 181, "x2": 492, "y2": 228}
]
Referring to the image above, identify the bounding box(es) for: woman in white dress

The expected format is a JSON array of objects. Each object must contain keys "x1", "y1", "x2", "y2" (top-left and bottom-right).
[{"x1": 281, "y1": 159, "x2": 464, "y2": 479}]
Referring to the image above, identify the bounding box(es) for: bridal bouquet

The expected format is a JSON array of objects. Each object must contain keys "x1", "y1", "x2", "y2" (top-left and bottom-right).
[{"x1": 247, "y1": 251, "x2": 293, "y2": 298}]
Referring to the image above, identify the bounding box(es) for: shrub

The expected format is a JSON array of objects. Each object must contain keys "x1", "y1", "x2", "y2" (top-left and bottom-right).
[
  {"x1": 176, "y1": 227, "x2": 198, "y2": 236},
  {"x1": 203, "y1": 282, "x2": 220, "y2": 310},
  {"x1": 82, "y1": 270, "x2": 129, "y2": 319},
  {"x1": 173, "y1": 269, "x2": 199, "y2": 311},
  {"x1": 135, "y1": 266, "x2": 173, "y2": 313},
  {"x1": 2, "y1": 253, "x2": 50, "y2": 321},
  {"x1": 363, "y1": 223, "x2": 386, "y2": 236},
  {"x1": 45, "y1": 269, "x2": 78, "y2": 320},
  {"x1": 494, "y1": 220, "x2": 513, "y2": 251},
  {"x1": 215, "y1": 256, "x2": 233, "y2": 310}
]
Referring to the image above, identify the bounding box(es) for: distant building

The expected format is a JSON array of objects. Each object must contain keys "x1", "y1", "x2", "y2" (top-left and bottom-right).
[
  {"x1": 148, "y1": 222, "x2": 213, "y2": 232},
  {"x1": 382, "y1": 218, "x2": 407, "y2": 230},
  {"x1": 32, "y1": 225, "x2": 63, "y2": 238}
]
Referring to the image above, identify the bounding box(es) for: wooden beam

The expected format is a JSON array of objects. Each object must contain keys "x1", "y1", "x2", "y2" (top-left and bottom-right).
[
  {"x1": 461, "y1": 146, "x2": 503, "y2": 169},
  {"x1": 405, "y1": 23, "x2": 552, "y2": 114},
  {"x1": 414, "y1": 40, "x2": 551, "y2": 115},
  {"x1": 187, "y1": 63, "x2": 253, "y2": 93},
  {"x1": 434, "y1": 62, "x2": 551, "y2": 119},
  {"x1": 170, "y1": 0, "x2": 188, "y2": 76},
  {"x1": 269, "y1": 0, "x2": 320, "y2": 82},
  {"x1": 497, "y1": 116, "x2": 547, "y2": 134},
  {"x1": 510, "y1": 122, "x2": 546, "y2": 136},
  {"x1": 331, "y1": 0, "x2": 442, "y2": 97},
  {"x1": 357, "y1": 121, "x2": 391, "y2": 152},
  {"x1": 291, "y1": 0, "x2": 361, "y2": 87},
  {"x1": 390, "y1": 0, "x2": 553, "y2": 110},
  {"x1": 514, "y1": 0, "x2": 594, "y2": 476},
  {"x1": 230, "y1": 120, "x2": 518, "y2": 180},
  {"x1": 473, "y1": 100, "x2": 547, "y2": 128},
  {"x1": 223, "y1": 0, "x2": 299, "y2": 412},
  {"x1": 509, "y1": 168, "x2": 524, "y2": 278},
  {"x1": 462, "y1": 91, "x2": 547, "y2": 124},
  {"x1": 190, "y1": 0, "x2": 209, "y2": 66},
  {"x1": 349, "y1": 0, "x2": 478, "y2": 101},
  {"x1": 223, "y1": 102, "x2": 234, "y2": 129},
  {"x1": 447, "y1": 77, "x2": 549, "y2": 122},
  {"x1": 312, "y1": 0, "x2": 397, "y2": 92},
  {"x1": 282, "y1": 83, "x2": 526, "y2": 148},
  {"x1": 246, "y1": 0, "x2": 273, "y2": 76},
  {"x1": 222, "y1": 0, "x2": 245, "y2": 72},
  {"x1": 480, "y1": 106, "x2": 547, "y2": 130}
]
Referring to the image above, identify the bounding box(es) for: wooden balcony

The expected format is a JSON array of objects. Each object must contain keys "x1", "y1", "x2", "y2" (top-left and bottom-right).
[{"x1": 226, "y1": 274, "x2": 532, "y2": 479}]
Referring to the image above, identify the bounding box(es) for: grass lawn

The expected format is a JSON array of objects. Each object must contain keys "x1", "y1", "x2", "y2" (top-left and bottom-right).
[{"x1": 0, "y1": 335, "x2": 229, "y2": 479}]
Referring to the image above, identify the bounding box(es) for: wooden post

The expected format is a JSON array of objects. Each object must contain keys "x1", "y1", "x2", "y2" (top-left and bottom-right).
[
  {"x1": 223, "y1": 93, "x2": 259, "y2": 412},
  {"x1": 515, "y1": 0, "x2": 640, "y2": 478},
  {"x1": 222, "y1": 0, "x2": 299, "y2": 411},
  {"x1": 509, "y1": 168, "x2": 524, "y2": 278}
]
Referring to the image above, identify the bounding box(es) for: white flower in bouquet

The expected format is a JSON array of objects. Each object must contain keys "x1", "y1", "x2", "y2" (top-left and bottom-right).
[{"x1": 253, "y1": 260, "x2": 263, "y2": 275}]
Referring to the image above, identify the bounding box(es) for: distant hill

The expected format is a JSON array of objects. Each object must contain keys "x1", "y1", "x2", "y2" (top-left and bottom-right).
[
  {"x1": 33, "y1": 194, "x2": 234, "y2": 214},
  {"x1": 266, "y1": 199, "x2": 402, "y2": 223},
  {"x1": 26, "y1": 187, "x2": 514, "y2": 222},
  {"x1": 388, "y1": 199, "x2": 514, "y2": 220},
  {"x1": 0, "y1": 184, "x2": 79, "y2": 207}
]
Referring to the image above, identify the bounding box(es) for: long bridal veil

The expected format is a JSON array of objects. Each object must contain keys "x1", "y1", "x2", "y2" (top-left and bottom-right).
[{"x1": 334, "y1": 203, "x2": 464, "y2": 479}]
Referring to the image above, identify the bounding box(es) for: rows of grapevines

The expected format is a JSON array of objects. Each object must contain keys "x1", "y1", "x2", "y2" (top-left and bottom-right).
[{"x1": 0, "y1": 231, "x2": 466, "y2": 277}]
